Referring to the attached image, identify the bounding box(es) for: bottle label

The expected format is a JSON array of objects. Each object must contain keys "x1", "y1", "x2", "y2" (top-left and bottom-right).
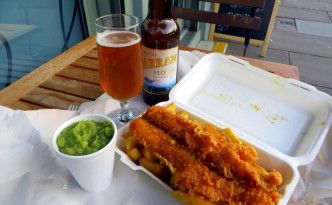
[{"x1": 142, "y1": 46, "x2": 178, "y2": 94}]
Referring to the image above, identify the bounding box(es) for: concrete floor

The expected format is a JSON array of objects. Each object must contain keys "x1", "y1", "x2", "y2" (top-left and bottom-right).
[{"x1": 224, "y1": 0, "x2": 332, "y2": 96}]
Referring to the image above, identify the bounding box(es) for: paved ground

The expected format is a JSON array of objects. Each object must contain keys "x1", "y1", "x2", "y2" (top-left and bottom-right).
[{"x1": 225, "y1": 0, "x2": 332, "y2": 96}]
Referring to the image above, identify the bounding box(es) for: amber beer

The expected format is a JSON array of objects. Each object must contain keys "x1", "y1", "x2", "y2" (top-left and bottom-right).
[
  {"x1": 97, "y1": 31, "x2": 143, "y2": 100},
  {"x1": 141, "y1": 0, "x2": 180, "y2": 105}
]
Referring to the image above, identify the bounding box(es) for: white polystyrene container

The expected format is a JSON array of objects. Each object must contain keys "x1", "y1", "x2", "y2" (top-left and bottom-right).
[{"x1": 116, "y1": 53, "x2": 332, "y2": 205}]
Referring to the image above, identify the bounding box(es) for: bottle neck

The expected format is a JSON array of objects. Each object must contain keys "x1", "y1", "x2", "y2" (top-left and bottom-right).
[{"x1": 147, "y1": 0, "x2": 172, "y2": 19}]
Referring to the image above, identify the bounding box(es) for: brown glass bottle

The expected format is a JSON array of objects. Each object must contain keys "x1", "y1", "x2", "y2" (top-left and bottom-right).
[{"x1": 141, "y1": 0, "x2": 180, "y2": 105}]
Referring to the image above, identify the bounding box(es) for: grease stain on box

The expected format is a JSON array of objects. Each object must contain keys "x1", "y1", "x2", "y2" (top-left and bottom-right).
[
  {"x1": 250, "y1": 103, "x2": 261, "y2": 112},
  {"x1": 218, "y1": 92, "x2": 242, "y2": 108},
  {"x1": 266, "y1": 114, "x2": 287, "y2": 124},
  {"x1": 272, "y1": 75, "x2": 286, "y2": 88},
  {"x1": 200, "y1": 90, "x2": 243, "y2": 108},
  {"x1": 320, "y1": 121, "x2": 326, "y2": 126}
]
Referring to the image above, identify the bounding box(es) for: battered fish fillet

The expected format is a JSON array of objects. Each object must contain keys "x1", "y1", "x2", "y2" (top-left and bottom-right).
[
  {"x1": 129, "y1": 118, "x2": 280, "y2": 205},
  {"x1": 142, "y1": 106, "x2": 283, "y2": 192}
]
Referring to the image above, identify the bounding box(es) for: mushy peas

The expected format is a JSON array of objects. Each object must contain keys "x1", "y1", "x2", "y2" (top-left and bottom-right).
[{"x1": 57, "y1": 120, "x2": 114, "y2": 156}]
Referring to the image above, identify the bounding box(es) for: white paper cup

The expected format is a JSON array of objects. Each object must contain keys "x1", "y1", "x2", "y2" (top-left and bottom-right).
[{"x1": 52, "y1": 114, "x2": 117, "y2": 193}]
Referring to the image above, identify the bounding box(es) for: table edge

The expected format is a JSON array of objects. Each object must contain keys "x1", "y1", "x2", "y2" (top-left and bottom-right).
[{"x1": 0, "y1": 36, "x2": 97, "y2": 106}]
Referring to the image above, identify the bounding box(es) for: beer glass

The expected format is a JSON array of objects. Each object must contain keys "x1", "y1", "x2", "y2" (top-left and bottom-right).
[{"x1": 95, "y1": 14, "x2": 143, "y2": 123}]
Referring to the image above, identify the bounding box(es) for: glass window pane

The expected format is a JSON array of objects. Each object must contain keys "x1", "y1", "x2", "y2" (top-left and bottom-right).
[{"x1": 0, "y1": 0, "x2": 85, "y2": 89}]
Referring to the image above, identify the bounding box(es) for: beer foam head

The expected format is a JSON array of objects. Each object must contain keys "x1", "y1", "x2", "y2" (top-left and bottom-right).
[{"x1": 97, "y1": 31, "x2": 141, "y2": 48}]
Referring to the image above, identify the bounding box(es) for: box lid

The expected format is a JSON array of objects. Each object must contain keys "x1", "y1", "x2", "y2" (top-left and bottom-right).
[{"x1": 170, "y1": 53, "x2": 332, "y2": 165}]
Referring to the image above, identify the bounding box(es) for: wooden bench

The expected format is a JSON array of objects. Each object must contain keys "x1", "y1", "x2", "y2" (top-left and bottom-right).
[{"x1": 172, "y1": 0, "x2": 266, "y2": 55}]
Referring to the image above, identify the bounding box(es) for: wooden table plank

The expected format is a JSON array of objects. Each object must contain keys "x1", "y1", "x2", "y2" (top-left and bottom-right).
[
  {"x1": 21, "y1": 87, "x2": 90, "y2": 110},
  {"x1": 84, "y1": 48, "x2": 98, "y2": 59},
  {"x1": 241, "y1": 57, "x2": 300, "y2": 80},
  {"x1": 10, "y1": 100, "x2": 47, "y2": 110},
  {"x1": 57, "y1": 65, "x2": 100, "y2": 85},
  {"x1": 179, "y1": 45, "x2": 300, "y2": 80},
  {"x1": 0, "y1": 36, "x2": 97, "y2": 107},
  {"x1": 71, "y1": 56, "x2": 99, "y2": 71},
  {"x1": 40, "y1": 76, "x2": 103, "y2": 100}
]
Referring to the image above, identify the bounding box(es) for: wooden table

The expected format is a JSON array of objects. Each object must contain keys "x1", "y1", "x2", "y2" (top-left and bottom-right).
[{"x1": 0, "y1": 36, "x2": 299, "y2": 110}]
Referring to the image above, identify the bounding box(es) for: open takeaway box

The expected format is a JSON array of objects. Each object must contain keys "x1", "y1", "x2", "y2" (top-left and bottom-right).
[{"x1": 116, "y1": 53, "x2": 332, "y2": 205}]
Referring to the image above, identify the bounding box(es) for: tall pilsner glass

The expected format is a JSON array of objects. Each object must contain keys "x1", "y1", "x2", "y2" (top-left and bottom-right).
[{"x1": 95, "y1": 14, "x2": 143, "y2": 124}]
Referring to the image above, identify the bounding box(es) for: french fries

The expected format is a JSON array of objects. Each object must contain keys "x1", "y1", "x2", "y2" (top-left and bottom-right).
[
  {"x1": 123, "y1": 102, "x2": 244, "y2": 180},
  {"x1": 179, "y1": 112, "x2": 189, "y2": 119},
  {"x1": 171, "y1": 191, "x2": 215, "y2": 205},
  {"x1": 127, "y1": 147, "x2": 141, "y2": 162},
  {"x1": 124, "y1": 134, "x2": 138, "y2": 151},
  {"x1": 219, "y1": 127, "x2": 242, "y2": 144},
  {"x1": 124, "y1": 130, "x2": 170, "y2": 180},
  {"x1": 165, "y1": 103, "x2": 176, "y2": 114},
  {"x1": 123, "y1": 103, "x2": 268, "y2": 205},
  {"x1": 142, "y1": 148, "x2": 155, "y2": 161},
  {"x1": 139, "y1": 157, "x2": 164, "y2": 177}
]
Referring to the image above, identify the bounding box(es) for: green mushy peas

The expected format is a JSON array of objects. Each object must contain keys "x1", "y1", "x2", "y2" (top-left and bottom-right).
[{"x1": 57, "y1": 120, "x2": 114, "y2": 156}]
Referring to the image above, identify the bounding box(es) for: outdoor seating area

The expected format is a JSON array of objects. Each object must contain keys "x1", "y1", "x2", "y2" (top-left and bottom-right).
[
  {"x1": 225, "y1": 0, "x2": 332, "y2": 96},
  {"x1": 0, "y1": 1, "x2": 331, "y2": 205}
]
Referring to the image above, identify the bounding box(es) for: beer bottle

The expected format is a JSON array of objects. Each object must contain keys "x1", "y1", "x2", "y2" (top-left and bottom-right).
[{"x1": 141, "y1": 0, "x2": 180, "y2": 105}]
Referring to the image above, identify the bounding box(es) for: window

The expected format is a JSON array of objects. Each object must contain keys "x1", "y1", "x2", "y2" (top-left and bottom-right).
[{"x1": 0, "y1": 0, "x2": 87, "y2": 89}]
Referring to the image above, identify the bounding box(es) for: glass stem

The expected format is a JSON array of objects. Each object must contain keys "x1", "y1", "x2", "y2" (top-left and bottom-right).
[{"x1": 118, "y1": 100, "x2": 133, "y2": 123}]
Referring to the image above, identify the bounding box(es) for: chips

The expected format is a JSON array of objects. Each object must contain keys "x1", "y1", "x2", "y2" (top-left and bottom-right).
[
  {"x1": 123, "y1": 103, "x2": 248, "y2": 205},
  {"x1": 171, "y1": 191, "x2": 215, "y2": 205}
]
